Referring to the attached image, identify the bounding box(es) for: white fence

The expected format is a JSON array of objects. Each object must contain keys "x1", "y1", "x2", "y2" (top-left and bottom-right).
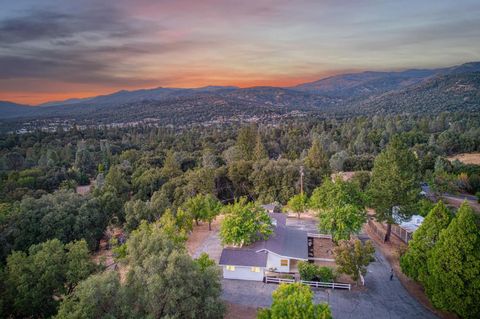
[
  {"x1": 307, "y1": 233, "x2": 332, "y2": 239},
  {"x1": 265, "y1": 276, "x2": 295, "y2": 284},
  {"x1": 265, "y1": 276, "x2": 351, "y2": 290},
  {"x1": 300, "y1": 280, "x2": 351, "y2": 290}
]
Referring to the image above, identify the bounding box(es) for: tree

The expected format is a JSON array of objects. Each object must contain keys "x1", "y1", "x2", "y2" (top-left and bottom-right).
[
  {"x1": 253, "y1": 134, "x2": 268, "y2": 161},
  {"x1": 131, "y1": 167, "x2": 164, "y2": 200},
  {"x1": 400, "y1": 201, "x2": 451, "y2": 282},
  {"x1": 161, "y1": 150, "x2": 182, "y2": 178},
  {"x1": 425, "y1": 203, "x2": 480, "y2": 319},
  {"x1": 104, "y1": 165, "x2": 130, "y2": 198},
  {"x1": 195, "y1": 252, "x2": 216, "y2": 271},
  {"x1": 220, "y1": 197, "x2": 273, "y2": 246},
  {"x1": 125, "y1": 221, "x2": 225, "y2": 318},
  {"x1": 5, "y1": 151, "x2": 24, "y2": 171},
  {"x1": 305, "y1": 138, "x2": 330, "y2": 183},
  {"x1": 124, "y1": 199, "x2": 157, "y2": 232},
  {"x1": 310, "y1": 178, "x2": 364, "y2": 211},
  {"x1": 310, "y1": 178, "x2": 366, "y2": 242},
  {"x1": 329, "y1": 150, "x2": 348, "y2": 172},
  {"x1": 201, "y1": 194, "x2": 223, "y2": 230},
  {"x1": 55, "y1": 271, "x2": 124, "y2": 319},
  {"x1": 183, "y1": 194, "x2": 206, "y2": 226},
  {"x1": 74, "y1": 140, "x2": 93, "y2": 177},
  {"x1": 6, "y1": 190, "x2": 108, "y2": 256},
  {"x1": 257, "y1": 283, "x2": 332, "y2": 319},
  {"x1": 334, "y1": 239, "x2": 375, "y2": 284},
  {"x1": 286, "y1": 193, "x2": 308, "y2": 219},
  {"x1": 64, "y1": 240, "x2": 96, "y2": 294},
  {"x1": 305, "y1": 138, "x2": 329, "y2": 171},
  {"x1": 368, "y1": 137, "x2": 420, "y2": 241},
  {"x1": 202, "y1": 148, "x2": 218, "y2": 169},
  {"x1": 318, "y1": 204, "x2": 366, "y2": 243},
  {"x1": 236, "y1": 125, "x2": 257, "y2": 161},
  {"x1": 5, "y1": 239, "x2": 95, "y2": 318}
]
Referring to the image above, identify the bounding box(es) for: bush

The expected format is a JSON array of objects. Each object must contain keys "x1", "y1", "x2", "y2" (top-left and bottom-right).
[
  {"x1": 298, "y1": 261, "x2": 335, "y2": 282},
  {"x1": 317, "y1": 266, "x2": 335, "y2": 282},
  {"x1": 298, "y1": 261, "x2": 318, "y2": 281}
]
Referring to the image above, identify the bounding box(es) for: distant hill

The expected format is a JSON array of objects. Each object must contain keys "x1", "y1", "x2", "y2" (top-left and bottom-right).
[
  {"x1": 291, "y1": 62, "x2": 480, "y2": 98},
  {"x1": 1, "y1": 61, "x2": 479, "y2": 127},
  {"x1": 38, "y1": 86, "x2": 239, "y2": 107},
  {"x1": 0, "y1": 101, "x2": 35, "y2": 118},
  {"x1": 344, "y1": 72, "x2": 480, "y2": 115},
  {"x1": 292, "y1": 69, "x2": 437, "y2": 98}
]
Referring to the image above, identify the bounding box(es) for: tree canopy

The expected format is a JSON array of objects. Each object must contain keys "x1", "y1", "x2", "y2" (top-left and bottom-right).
[
  {"x1": 286, "y1": 193, "x2": 308, "y2": 219},
  {"x1": 400, "y1": 201, "x2": 451, "y2": 282},
  {"x1": 310, "y1": 178, "x2": 366, "y2": 242},
  {"x1": 4, "y1": 239, "x2": 95, "y2": 318},
  {"x1": 368, "y1": 137, "x2": 420, "y2": 241},
  {"x1": 220, "y1": 198, "x2": 273, "y2": 246},
  {"x1": 56, "y1": 221, "x2": 225, "y2": 319},
  {"x1": 334, "y1": 239, "x2": 375, "y2": 283},
  {"x1": 426, "y1": 203, "x2": 480, "y2": 319},
  {"x1": 257, "y1": 283, "x2": 332, "y2": 319}
]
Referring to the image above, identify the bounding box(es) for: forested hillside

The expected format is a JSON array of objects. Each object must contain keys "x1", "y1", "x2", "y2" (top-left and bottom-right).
[
  {"x1": 1, "y1": 63, "x2": 479, "y2": 131},
  {"x1": 1, "y1": 109, "x2": 480, "y2": 317}
]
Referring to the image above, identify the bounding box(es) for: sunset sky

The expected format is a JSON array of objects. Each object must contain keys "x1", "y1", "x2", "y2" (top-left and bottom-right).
[{"x1": 1, "y1": 0, "x2": 479, "y2": 105}]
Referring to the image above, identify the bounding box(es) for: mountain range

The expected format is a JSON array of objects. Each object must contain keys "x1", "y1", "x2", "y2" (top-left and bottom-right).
[{"x1": 1, "y1": 61, "x2": 479, "y2": 126}]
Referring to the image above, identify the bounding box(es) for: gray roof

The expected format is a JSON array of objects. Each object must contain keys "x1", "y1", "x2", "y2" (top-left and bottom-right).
[
  {"x1": 219, "y1": 249, "x2": 268, "y2": 267},
  {"x1": 218, "y1": 213, "x2": 308, "y2": 267},
  {"x1": 249, "y1": 215, "x2": 308, "y2": 260}
]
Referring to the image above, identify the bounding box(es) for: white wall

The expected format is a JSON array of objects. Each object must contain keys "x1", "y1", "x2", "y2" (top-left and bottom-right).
[
  {"x1": 266, "y1": 252, "x2": 290, "y2": 273},
  {"x1": 222, "y1": 265, "x2": 264, "y2": 281}
]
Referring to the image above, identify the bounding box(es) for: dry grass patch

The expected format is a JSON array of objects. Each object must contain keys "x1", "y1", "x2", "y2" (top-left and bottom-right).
[{"x1": 447, "y1": 152, "x2": 480, "y2": 165}]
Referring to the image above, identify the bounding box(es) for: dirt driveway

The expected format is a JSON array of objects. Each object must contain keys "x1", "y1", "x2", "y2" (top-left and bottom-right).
[{"x1": 192, "y1": 226, "x2": 223, "y2": 262}]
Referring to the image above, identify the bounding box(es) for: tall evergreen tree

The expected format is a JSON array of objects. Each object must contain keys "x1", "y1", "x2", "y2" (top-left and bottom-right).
[
  {"x1": 253, "y1": 134, "x2": 268, "y2": 161},
  {"x1": 368, "y1": 137, "x2": 420, "y2": 241},
  {"x1": 305, "y1": 137, "x2": 330, "y2": 185},
  {"x1": 426, "y1": 203, "x2": 480, "y2": 319},
  {"x1": 236, "y1": 125, "x2": 257, "y2": 161},
  {"x1": 400, "y1": 201, "x2": 451, "y2": 282}
]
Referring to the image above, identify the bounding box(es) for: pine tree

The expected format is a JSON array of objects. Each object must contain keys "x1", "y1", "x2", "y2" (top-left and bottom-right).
[
  {"x1": 400, "y1": 201, "x2": 451, "y2": 282},
  {"x1": 236, "y1": 125, "x2": 257, "y2": 161},
  {"x1": 253, "y1": 134, "x2": 268, "y2": 161},
  {"x1": 426, "y1": 203, "x2": 480, "y2": 318},
  {"x1": 368, "y1": 137, "x2": 420, "y2": 241},
  {"x1": 305, "y1": 138, "x2": 329, "y2": 171}
]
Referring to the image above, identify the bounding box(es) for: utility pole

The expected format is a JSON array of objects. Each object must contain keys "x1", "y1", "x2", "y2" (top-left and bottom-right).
[{"x1": 300, "y1": 165, "x2": 304, "y2": 195}]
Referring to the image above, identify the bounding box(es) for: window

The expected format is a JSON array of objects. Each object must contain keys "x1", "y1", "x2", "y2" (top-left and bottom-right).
[
  {"x1": 251, "y1": 267, "x2": 261, "y2": 273},
  {"x1": 226, "y1": 265, "x2": 235, "y2": 271},
  {"x1": 280, "y1": 259, "x2": 288, "y2": 266}
]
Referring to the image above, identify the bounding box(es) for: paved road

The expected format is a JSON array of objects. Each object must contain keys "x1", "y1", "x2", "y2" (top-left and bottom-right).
[{"x1": 222, "y1": 248, "x2": 437, "y2": 319}]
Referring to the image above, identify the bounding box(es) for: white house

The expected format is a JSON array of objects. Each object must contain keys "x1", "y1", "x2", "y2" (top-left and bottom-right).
[{"x1": 219, "y1": 210, "x2": 308, "y2": 281}]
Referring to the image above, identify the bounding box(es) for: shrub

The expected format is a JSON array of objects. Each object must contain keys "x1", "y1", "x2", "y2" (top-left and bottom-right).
[
  {"x1": 317, "y1": 266, "x2": 335, "y2": 282},
  {"x1": 298, "y1": 261, "x2": 335, "y2": 282},
  {"x1": 298, "y1": 261, "x2": 318, "y2": 281}
]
